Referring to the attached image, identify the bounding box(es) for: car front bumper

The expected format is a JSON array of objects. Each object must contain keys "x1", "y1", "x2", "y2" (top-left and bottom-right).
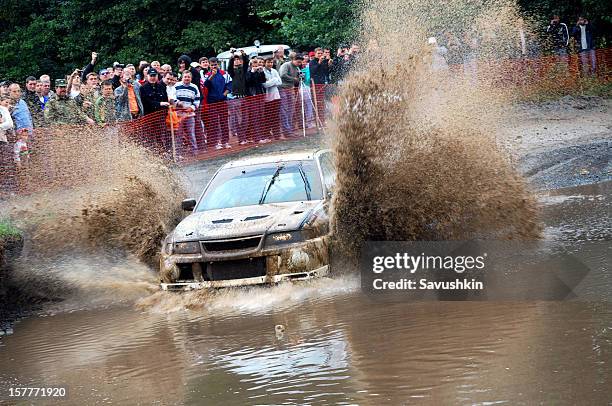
[
  {"x1": 160, "y1": 264, "x2": 330, "y2": 291},
  {"x1": 159, "y1": 235, "x2": 330, "y2": 290}
]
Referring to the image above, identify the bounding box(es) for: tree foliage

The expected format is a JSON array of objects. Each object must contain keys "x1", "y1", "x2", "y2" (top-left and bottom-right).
[
  {"x1": 0, "y1": 0, "x2": 608, "y2": 81},
  {"x1": 257, "y1": 0, "x2": 357, "y2": 49}
]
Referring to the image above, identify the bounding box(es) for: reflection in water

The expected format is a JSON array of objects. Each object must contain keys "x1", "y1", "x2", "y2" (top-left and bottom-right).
[
  {"x1": 1, "y1": 296, "x2": 610, "y2": 405},
  {"x1": 0, "y1": 184, "x2": 610, "y2": 405}
]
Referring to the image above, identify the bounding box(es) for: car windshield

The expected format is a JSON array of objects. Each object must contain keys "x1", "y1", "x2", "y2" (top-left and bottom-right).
[{"x1": 196, "y1": 161, "x2": 323, "y2": 211}]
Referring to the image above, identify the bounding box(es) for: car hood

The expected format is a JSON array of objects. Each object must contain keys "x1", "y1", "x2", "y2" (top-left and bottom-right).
[{"x1": 172, "y1": 200, "x2": 323, "y2": 241}]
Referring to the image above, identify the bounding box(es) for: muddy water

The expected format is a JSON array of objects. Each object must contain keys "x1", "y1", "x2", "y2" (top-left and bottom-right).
[{"x1": 0, "y1": 182, "x2": 610, "y2": 405}]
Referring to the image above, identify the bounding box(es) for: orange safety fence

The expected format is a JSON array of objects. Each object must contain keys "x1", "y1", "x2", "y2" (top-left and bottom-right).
[
  {"x1": 1, "y1": 49, "x2": 611, "y2": 197},
  {"x1": 459, "y1": 47, "x2": 611, "y2": 99},
  {"x1": 116, "y1": 84, "x2": 330, "y2": 163}
]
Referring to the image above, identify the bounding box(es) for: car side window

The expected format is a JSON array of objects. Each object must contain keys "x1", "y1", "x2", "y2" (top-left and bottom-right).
[{"x1": 319, "y1": 153, "x2": 336, "y2": 192}]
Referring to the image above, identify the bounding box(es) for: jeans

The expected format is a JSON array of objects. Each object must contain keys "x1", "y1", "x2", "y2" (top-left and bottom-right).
[
  {"x1": 0, "y1": 141, "x2": 16, "y2": 195},
  {"x1": 177, "y1": 115, "x2": 197, "y2": 154},
  {"x1": 205, "y1": 102, "x2": 229, "y2": 146},
  {"x1": 579, "y1": 49, "x2": 597, "y2": 76},
  {"x1": 280, "y1": 88, "x2": 296, "y2": 136},
  {"x1": 264, "y1": 99, "x2": 281, "y2": 139}
]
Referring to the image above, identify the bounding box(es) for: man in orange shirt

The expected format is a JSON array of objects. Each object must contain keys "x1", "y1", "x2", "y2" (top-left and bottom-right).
[{"x1": 114, "y1": 71, "x2": 144, "y2": 121}]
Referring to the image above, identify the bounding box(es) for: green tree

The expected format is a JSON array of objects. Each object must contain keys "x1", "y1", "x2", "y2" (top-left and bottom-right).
[{"x1": 257, "y1": 0, "x2": 358, "y2": 49}]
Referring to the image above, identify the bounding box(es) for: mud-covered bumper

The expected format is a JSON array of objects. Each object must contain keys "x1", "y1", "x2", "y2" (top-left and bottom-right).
[
  {"x1": 159, "y1": 236, "x2": 330, "y2": 290},
  {"x1": 160, "y1": 265, "x2": 329, "y2": 291}
]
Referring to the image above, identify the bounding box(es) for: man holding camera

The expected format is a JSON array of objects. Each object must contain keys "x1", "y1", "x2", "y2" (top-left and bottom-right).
[
  {"x1": 228, "y1": 49, "x2": 250, "y2": 143},
  {"x1": 139, "y1": 68, "x2": 170, "y2": 150},
  {"x1": 572, "y1": 16, "x2": 596, "y2": 76},
  {"x1": 546, "y1": 15, "x2": 569, "y2": 57},
  {"x1": 309, "y1": 48, "x2": 330, "y2": 127},
  {"x1": 203, "y1": 57, "x2": 232, "y2": 149},
  {"x1": 246, "y1": 57, "x2": 267, "y2": 142},
  {"x1": 114, "y1": 71, "x2": 143, "y2": 121},
  {"x1": 111, "y1": 62, "x2": 125, "y2": 89},
  {"x1": 279, "y1": 54, "x2": 303, "y2": 137}
]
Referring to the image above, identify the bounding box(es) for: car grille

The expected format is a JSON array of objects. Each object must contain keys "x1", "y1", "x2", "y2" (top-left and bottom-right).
[
  {"x1": 201, "y1": 235, "x2": 262, "y2": 253},
  {"x1": 206, "y1": 258, "x2": 266, "y2": 281},
  {"x1": 176, "y1": 258, "x2": 267, "y2": 281}
]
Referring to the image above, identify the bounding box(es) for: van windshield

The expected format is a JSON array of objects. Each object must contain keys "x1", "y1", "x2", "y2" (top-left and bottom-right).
[{"x1": 196, "y1": 161, "x2": 323, "y2": 212}]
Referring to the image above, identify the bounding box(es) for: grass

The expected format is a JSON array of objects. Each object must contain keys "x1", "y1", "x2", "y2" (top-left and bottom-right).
[{"x1": 0, "y1": 219, "x2": 22, "y2": 239}]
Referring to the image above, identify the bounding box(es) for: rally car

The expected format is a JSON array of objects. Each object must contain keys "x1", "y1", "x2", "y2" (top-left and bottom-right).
[{"x1": 159, "y1": 150, "x2": 336, "y2": 291}]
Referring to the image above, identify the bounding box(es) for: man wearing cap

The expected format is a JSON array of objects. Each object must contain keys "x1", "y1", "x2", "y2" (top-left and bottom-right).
[
  {"x1": 140, "y1": 68, "x2": 170, "y2": 150},
  {"x1": 44, "y1": 79, "x2": 94, "y2": 125},
  {"x1": 140, "y1": 68, "x2": 169, "y2": 115},
  {"x1": 99, "y1": 68, "x2": 113, "y2": 84},
  {"x1": 111, "y1": 63, "x2": 124, "y2": 90}
]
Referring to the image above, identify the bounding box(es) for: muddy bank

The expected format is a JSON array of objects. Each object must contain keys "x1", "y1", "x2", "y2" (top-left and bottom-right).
[
  {"x1": 0, "y1": 234, "x2": 33, "y2": 334},
  {"x1": 504, "y1": 96, "x2": 611, "y2": 190}
]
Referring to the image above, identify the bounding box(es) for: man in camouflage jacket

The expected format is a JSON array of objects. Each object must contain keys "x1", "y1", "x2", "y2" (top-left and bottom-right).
[{"x1": 44, "y1": 79, "x2": 94, "y2": 125}]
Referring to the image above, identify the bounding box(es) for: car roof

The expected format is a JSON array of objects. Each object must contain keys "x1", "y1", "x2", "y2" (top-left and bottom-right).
[{"x1": 220, "y1": 150, "x2": 328, "y2": 169}]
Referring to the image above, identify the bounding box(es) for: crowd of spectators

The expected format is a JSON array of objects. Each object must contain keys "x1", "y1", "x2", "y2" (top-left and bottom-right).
[
  {"x1": 0, "y1": 44, "x2": 359, "y2": 165},
  {"x1": 545, "y1": 15, "x2": 597, "y2": 74},
  {"x1": 429, "y1": 14, "x2": 599, "y2": 73},
  {"x1": 0, "y1": 14, "x2": 604, "y2": 193}
]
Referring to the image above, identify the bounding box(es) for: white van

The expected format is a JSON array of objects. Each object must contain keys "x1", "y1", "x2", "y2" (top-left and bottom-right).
[{"x1": 216, "y1": 45, "x2": 291, "y2": 70}]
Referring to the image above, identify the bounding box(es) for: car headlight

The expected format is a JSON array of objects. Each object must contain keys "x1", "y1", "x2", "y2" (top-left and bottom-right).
[
  {"x1": 172, "y1": 241, "x2": 201, "y2": 254},
  {"x1": 265, "y1": 231, "x2": 306, "y2": 247}
]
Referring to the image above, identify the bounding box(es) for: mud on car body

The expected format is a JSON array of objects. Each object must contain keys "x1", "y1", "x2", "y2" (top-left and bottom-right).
[{"x1": 160, "y1": 150, "x2": 336, "y2": 291}]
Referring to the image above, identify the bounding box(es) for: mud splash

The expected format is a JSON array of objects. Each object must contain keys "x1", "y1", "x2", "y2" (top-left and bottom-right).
[
  {"x1": 330, "y1": 0, "x2": 542, "y2": 257},
  {"x1": 137, "y1": 275, "x2": 360, "y2": 315},
  {"x1": 2, "y1": 126, "x2": 186, "y2": 307}
]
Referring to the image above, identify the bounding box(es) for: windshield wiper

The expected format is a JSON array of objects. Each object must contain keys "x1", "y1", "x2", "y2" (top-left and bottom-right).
[
  {"x1": 297, "y1": 163, "x2": 312, "y2": 201},
  {"x1": 259, "y1": 165, "x2": 284, "y2": 204}
]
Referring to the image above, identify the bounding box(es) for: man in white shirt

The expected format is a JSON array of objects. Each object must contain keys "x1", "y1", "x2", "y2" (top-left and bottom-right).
[{"x1": 572, "y1": 16, "x2": 596, "y2": 76}]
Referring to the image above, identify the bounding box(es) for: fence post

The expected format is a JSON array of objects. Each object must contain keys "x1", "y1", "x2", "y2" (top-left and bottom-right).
[
  {"x1": 311, "y1": 82, "x2": 325, "y2": 130},
  {"x1": 169, "y1": 106, "x2": 177, "y2": 163},
  {"x1": 300, "y1": 79, "x2": 307, "y2": 137}
]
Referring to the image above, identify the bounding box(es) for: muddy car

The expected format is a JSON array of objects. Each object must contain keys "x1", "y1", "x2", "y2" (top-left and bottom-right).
[{"x1": 159, "y1": 150, "x2": 336, "y2": 291}]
